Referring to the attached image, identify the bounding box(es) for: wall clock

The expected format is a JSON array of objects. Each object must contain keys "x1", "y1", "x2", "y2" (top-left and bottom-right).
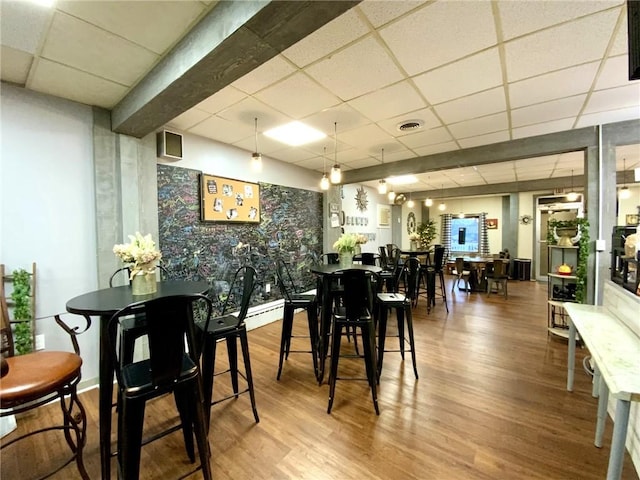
[
  {"x1": 407, "y1": 212, "x2": 416, "y2": 234},
  {"x1": 355, "y1": 186, "x2": 368, "y2": 212},
  {"x1": 520, "y1": 214, "x2": 533, "y2": 225}
]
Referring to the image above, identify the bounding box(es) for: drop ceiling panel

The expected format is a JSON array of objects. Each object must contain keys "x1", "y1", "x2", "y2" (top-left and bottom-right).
[
  {"x1": 512, "y1": 118, "x2": 576, "y2": 139},
  {"x1": 508, "y1": 62, "x2": 599, "y2": 108},
  {"x1": 358, "y1": 0, "x2": 426, "y2": 28},
  {"x1": 301, "y1": 103, "x2": 371, "y2": 137},
  {"x1": 231, "y1": 55, "x2": 297, "y2": 95},
  {"x1": 0, "y1": 1, "x2": 52, "y2": 54},
  {"x1": 0, "y1": 46, "x2": 33, "y2": 84},
  {"x1": 458, "y1": 130, "x2": 511, "y2": 149},
  {"x1": 268, "y1": 146, "x2": 318, "y2": 164},
  {"x1": 504, "y1": 9, "x2": 619, "y2": 82},
  {"x1": 232, "y1": 131, "x2": 299, "y2": 156},
  {"x1": 305, "y1": 35, "x2": 404, "y2": 101},
  {"x1": 511, "y1": 95, "x2": 586, "y2": 128},
  {"x1": 254, "y1": 72, "x2": 340, "y2": 119},
  {"x1": 347, "y1": 81, "x2": 426, "y2": 122},
  {"x1": 448, "y1": 112, "x2": 509, "y2": 139},
  {"x1": 194, "y1": 86, "x2": 247, "y2": 115},
  {"x1": 377, "y1": 108, "x2": 442, "y2": 137},
  {"x1": 609, "y1": 10, "x2": 628, "y2": 56},
  {"x1": 337, "y1": 123, "x2": 392, "y2": 149},
  {"x1": 167, "y1": 108, "x2": 211, "y2": 131},
  {"x1": 576, "y1": 105, "x2": 640, "y2": 127},
  {"x1": 434, "y1": 87, "x2": 506, "y2": 124},
  {"x1": 399, "y1": 127, "x2": 453, "y2": 149},
  {"x1": 282, "y1": 9, "x2": 369, "y2": 68},
  {"x1": 188, "y1": 115, "x2": 254, "y2": 145},
  {"x1": 42, "y1": 12, "x2": 158, "y2": 87},
  {"x1": 216, "y1": 96, "x2": 291, "y2": 130},
  {"x1": 583, "y1": 84, "x2": 640, "y2": 114},
  {"x1": 56, "y1": 1, "x2": 206, "y2": 55},
  {"x1": 412, "y1": 141, "x2": 459, "y2": 157},
  {"x1": 380, "y1": 0, "x2": 496, "y2": 75},
  {"x1": 29, "y1": 58, "x2": 128, "y2": 109},
  {"x1": 596, "y1": 55, "x2": 632, "y2": 90},
  {"x1": 413, "y1": 48, "x2": 503, "y2": 105}
]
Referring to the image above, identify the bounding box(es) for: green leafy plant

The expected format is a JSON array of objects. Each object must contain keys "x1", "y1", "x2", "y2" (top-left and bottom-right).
[
  {"x1": 10, "y1": 268, "x2": 33, "y2": 354},
  {"x1": 416, "y1": 220, "x2": 437, "y2": 250},
  {"x1": 547, "y1": 218, "x2": 590, "y2": 303}
]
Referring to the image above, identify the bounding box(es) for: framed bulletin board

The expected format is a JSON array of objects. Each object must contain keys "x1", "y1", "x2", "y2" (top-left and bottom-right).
[{"x1": 200, "y1": 173, "x2": 260, "y2": 223}]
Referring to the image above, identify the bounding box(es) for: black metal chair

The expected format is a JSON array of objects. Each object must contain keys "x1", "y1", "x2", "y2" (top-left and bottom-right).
[
  {"x1": 0, "y1": 309, "x2": 91, "y2": 480},
  {"x1": 109, "y1": 264, "x2": 169, "y2": 366},
  {"x1": 198, "y1": 265, "x2": 259, "y2": 425},
  {"x1": 375, "y1": 260, "x2": 419, "y2": 379},
  {"x1": 327, "y1": 269, "x2": 379, "y2": 415},
  {"x1": 107, "y1": 293, "x2": 213, "y2": 480},
  {"x1": 275, "y1": 259, "x2": 319, "y2": 380},
  {"x1": 429, "y1": 246, "x2": 449, "y2": 313}
]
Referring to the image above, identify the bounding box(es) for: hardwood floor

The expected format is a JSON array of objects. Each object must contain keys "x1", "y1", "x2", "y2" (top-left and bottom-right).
[{"x1": 2, "y1": 279, "x2": 638, "y2": 479}]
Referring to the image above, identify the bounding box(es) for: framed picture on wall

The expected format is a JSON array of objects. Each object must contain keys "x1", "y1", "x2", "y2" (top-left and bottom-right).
[
  {"x1": 200, "y1": 173, "x2": 260, "y2": 223},
  {"x1": 487, "y1": 218, "x2": 498, "y2": 229},
  {"x1": 378, "y1": 205, "x2": 391, "y2": 228},
  {"x1": 626, "y1": 214, "x2": 639, "y2": 226}
]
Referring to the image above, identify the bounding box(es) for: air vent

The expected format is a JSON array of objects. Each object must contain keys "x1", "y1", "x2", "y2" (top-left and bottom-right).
[{"x1": 397, "y1": 119, "x2": 424, "y2": 132}]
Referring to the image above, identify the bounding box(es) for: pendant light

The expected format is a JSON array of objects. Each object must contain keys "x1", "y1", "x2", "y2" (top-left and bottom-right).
[
  {"x1": 407, "y1": 191, "x2": 415, "y2": 208},
  {"x1": 330, "y1": 122, "x2": 341, "y2": 184},
  {"x1": 251, "y1": 117, "x2": 262, "y2": 172},
  {"x1": 619, "y1": 158, "x2": 631, "y2": 199},
  {"x1": 566, "y1": 169, "x2": 579, "y2": 202},
  {"x1": 320, "y1": 147, "x2": 330, "y2": 191},
  {"x1": 388, "y1": 189, "x2": 396, "y2": 202},
  {"x1": 425, "y1": 197, "x2": 433, "y2": 207},
  {"x1": 377, "y1": 148, "x2": 388, "y2": 194},
  {"x1": 438, "y1": 184, "x2": 446, "y2": 211}
]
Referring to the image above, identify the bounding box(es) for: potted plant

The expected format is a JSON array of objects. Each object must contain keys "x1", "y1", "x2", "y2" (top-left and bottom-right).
[
  {"x1": 416, "y1": 220, "x2": 438, "y2": 250},
  {"x1": 11, "y1": 268, "x2": 32, "y2": 355}
]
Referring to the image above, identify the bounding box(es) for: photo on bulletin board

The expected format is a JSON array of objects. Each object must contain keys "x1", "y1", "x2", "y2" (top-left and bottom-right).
[{"x1": 200, "y1": 173, "x2": 260, "y2": 223}]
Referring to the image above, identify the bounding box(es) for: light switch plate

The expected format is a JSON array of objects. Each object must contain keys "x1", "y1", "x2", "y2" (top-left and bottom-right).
[{"x1": 596, "y1": 239, "x2": 606, "y2": 252}]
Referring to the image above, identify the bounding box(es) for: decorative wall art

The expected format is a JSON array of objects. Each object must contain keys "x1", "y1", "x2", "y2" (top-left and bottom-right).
[
  {"x1": 201, "y1": 173, "x2": 260, "y2": 223},
  {"x1": 355, "y1": 186, "x2": 368, "y2": 212},
  {"x1": 487, "y1": 218, "x2": 498, "y2": 229},
  {"x1": 378, "y1": 205, "x2": 391, "y2": 228},
  {"x1": 626, "y1": 214, "x2": 639, "y2": 226}
]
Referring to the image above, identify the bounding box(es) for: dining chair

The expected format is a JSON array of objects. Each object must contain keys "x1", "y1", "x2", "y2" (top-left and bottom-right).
[
  {"x1": 107, "y1": 293, "x2": 213, "y2": 480},
  {"x1": 327, "y1": 268, "x2": 379, "y2": 415},
  {"x1": 451, "y1": 257, "x2": 471, "y2": 294},
  {"x1": 321, "y1": 253, "x2": 340, "y2": 265},
  {"x1": 109, "y1": 264, "x2": 169, "y2": 366},
  {"x1": 275, "y1": 259, "x2": 319, "y2": 380},
  {"x1": 486, "y1": 260, "x2": 509, "y2": 299},
  {"x1": 375, "y1": 261, "x2": 418, "y2": 379},
  {"x1": 198, "y1": 265, "x2": 259, "y2": 425},
  {"x1": 428, "y1": 246, "x2": 449, "y2": 313},
  {"x1": 0, "y1": 302, "x2": 91, "y2": 480}
]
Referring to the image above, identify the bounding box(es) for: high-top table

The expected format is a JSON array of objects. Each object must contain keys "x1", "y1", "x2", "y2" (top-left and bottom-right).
[
  {"x1": 310, "y1": 264, "x2": 382, "y2": 383},
  {"x1": 66, "y1": 280, "x2": 210, "y2": 480}
]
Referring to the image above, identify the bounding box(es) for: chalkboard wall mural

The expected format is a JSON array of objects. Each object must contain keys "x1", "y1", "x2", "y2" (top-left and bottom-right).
[{"x1": 157, "y1": 164, "x2": 323, "y2": 313}]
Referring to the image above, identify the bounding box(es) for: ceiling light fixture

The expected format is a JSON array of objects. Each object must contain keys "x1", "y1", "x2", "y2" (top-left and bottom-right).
[
  {"x1": 619, "y1": 158, "x2": 631, "y2": 199},
  {"x1": 320, "y1": 147, "x2": 330, "y2": 191},
  {"x1": 425, "y1": 197, "x2": 433, "y2": 207},
  {"x1": 388, "y1": 190, "x2": 396, "y2": 202},
  {"x1": 251, "y1": 117, "x2": 262, "y2": 172},
  {"x1": 377, "y1": 148, "x2": 387, "y2": 195},
  {"x1": 438, "y1": 184, "x2": 446, "y2": 211},
  {"x1": 263, "y1": 121, "x2": 326, "y2": 146},
  {"x1": 330, "y1": 122, "x2": 341, "y2": 184},
  {"x1": 566, "y1": 169, "x2": 579, "y2": 202},
  {"x1": 407, "y1": 191, "x2": 415, "y2": 208}
]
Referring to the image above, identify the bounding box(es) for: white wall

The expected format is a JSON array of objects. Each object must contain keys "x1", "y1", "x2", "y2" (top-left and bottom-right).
[
  {"x1": 340, "y1": 184, "x2": 392, "y2": 253},
  {"x1": 617, "y1": 184, "x2": 640, "y2": 226},
  {"x1": 1, "y1": 84, "x2": 99, "y2": 383}
]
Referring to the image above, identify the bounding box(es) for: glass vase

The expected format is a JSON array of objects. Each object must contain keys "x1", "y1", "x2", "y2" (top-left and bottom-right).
[
  {"x1": 131, "y1": 270, "x2": 157, "y2": 296},
  {"x1": 339, "y1": 252, "x2": 353, "y2": 268}
]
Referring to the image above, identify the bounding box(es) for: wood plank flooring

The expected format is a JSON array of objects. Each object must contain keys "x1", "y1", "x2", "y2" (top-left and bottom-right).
[{"x1": 2, "y1": 279, "x2": 638, "y2": 479}]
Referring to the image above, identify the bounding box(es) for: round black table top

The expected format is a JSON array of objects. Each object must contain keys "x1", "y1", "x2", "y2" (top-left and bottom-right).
[
  {"x1": 66, "y1": 280, "x2": 210, "y2": 316},
  {"x1": 400, "y1": 249, "x2": 432, "y2": 256},
  {"x1": 310, "y1": 264, "x2": 382, "y2": 275}
]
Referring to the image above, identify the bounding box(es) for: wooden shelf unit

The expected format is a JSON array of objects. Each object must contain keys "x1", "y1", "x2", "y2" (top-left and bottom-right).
[{"x1": 547, "y1": 246, "x2": 579, "y2": 337}]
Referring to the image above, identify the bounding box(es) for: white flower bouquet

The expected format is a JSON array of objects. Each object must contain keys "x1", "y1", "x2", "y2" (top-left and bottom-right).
[
  {"x1": 355, "y1": 234, "x2": 368, "y2": 245},
  {"x1": 409, "y1": 232, "x2": 420, "y2": 241},
  {"x1": 333, "y1": 233, "x2": 358, "y2": 254},
  {"x1": 113, "y1": 232, "x2": 162, "y2": 278}
]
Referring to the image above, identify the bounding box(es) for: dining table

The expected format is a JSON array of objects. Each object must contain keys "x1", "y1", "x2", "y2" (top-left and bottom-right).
[
  {"x1": 447, "y1": 256, "x2": 495, "y2": 292},
  {"x1": 66, "y1": 280, "x2": 210, "y2": 480},
  {"x1": 310, "y1": 264, "x2": 382, "y2": 383}
]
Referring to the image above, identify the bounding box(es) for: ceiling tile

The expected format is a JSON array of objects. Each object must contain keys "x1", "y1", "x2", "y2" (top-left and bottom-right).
[
  {"x1": 0, "y1": 45, "x2": 32, "y2": 85},
  {"x1": 347, "y1": 81, "x2": 426, "y2": 122},
  {"x1": 215, "y1": 96, "x2": 292, "y2": 130},
  {"x1": 42, "y1": 12, "x2": 158, "y2": 86},
  {"x1": 399, "y1": 127, "x2": 453, "y2": 149},
  {"x1": 57, "y1": 1, "x2": 206, "y2": 54},
  {"x1": 448, "y1": 112, "x2": 509, "y2": 139},
  {"x1": 167, "y1": 108, "x2": 211, "y2": 131},
  {"x1": 338, "y1": 123, "x2": 393, "y2": 150},
  {"x1": 301, "y1": 103, "x2": 371, "y2": 137},
  {"x1": 509, "y1": 62, "x2": 599, "y2": 108},
  {"x1": 305, "y1": 36, "x2": 404, "y2": 101},
  {"x1": 596, "y1": 55, "x2": 633, "y2": 90},
  {"x1": 609, "y1": 9, "x2": 628, "y2": 56},
  {"x1": 512, "y1": 118, "x2": 575, "y2": 139},
  {"x1": 29, "y1": 58, "x2": 128, "y2": 109},
  {"x1": 188, "y1": 115, "x2": 254, "y2": 144},
  {"x1": 434, "y1": 87, "x2": 506, "y2": 124},
  {"x1": 458, "y1": 130, "x2": 511, "y2": 149},
  {"x1": 232, "y1": 129, "x2": 305, "y2": 156},
  {"x1": 511, "y1": 95, "x2": 586, "y2": 128},
  {"x1": 380, "y1": 0, "x2": 496, "y2": 75},
  {"x1": 583, "y1": 84, "x2": 640, "y2": 114},
  {"x1": 504, "y1": 9, "x2": 619, "y2": 82},
  {"x1": 576, "y1": 105, "x2": 640, "y2": 127},
  {"x1": 282, "y1": 9, "x2": 369, "y2": 68},
  {"x1": 254, "y1": 72, "x2": 340, "y2": 119},
  {"x1": 377, "y1": 107, "x2": 442, "y2": 138},
  {"x1": 413, "y1": 48, "x2": 503, "y2": 105},
  {"x1": 194, "y1": 86, "x2": 246, "y2": 114},
  {"x1": 0, "y1": 1, "x2": 52, "y2": 54},
  {"x1": 232, "y1": 55, "x2": 297, "y2": 95},
  {"x1": 343, "y1": 157, "x2": 381, "y2": 170},
  {"x1": 294, "y1": 155, "x2": 326, "y2": 171},
  {"x1": 497, "y1": 0, "x2": 621, "y2": 41},
  {"x1": 412, "y1": 141, "x2": 459, "y2": 157},
  {"x1": 358, "y1": 0, "x2": 426, "y2": 28},
  {"x1": 268, "y1": 146, "x2": 318, "y2": 164}
]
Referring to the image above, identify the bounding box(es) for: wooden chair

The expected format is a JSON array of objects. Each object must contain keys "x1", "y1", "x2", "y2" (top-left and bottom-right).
[
  {"x1": 451, "y1": 257, "x2": 471, "y2": 294},
  {"x1": 486, "y1": 260, "x2": 509, "y2": 299},
  {"x1": 0, "y1": 293, "x2": 91, "y2": 479},
  {"x1": 275, "y1": 259, "x2": 319, "y2": 380},
  {"x1": 108, "y1": 293, "x2": 213, "y2": 480}
]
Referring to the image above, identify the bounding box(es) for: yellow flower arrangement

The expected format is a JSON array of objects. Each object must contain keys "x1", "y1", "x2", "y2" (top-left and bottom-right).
[{"x1": 333, "y1": 233, "x2": 358, "y2": 254}]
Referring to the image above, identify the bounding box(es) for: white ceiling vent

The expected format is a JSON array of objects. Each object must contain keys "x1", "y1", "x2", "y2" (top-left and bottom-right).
[{"x1": 397, "y1": 119, "x2": 424, "y2": 132}]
